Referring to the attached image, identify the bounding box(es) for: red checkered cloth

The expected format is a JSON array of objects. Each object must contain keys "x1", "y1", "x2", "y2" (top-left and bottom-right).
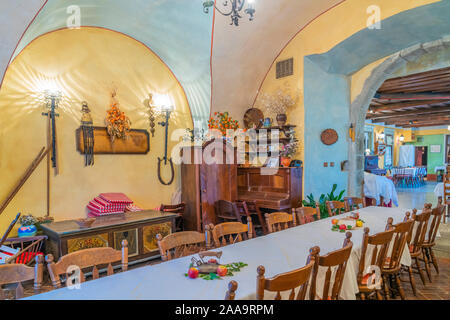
[
  {"x1": 99, "y1": 193, "x2": 133, "y2": 204},
  {"x1": 16, "y1": 252, "x2": 43, "y2": 264},
  {"x1": 87, "y1": 203, "x2": 126, "y2": 214},
  {"x1": 125, "y1": 204, "x2": 143, "y2": 212},
  {"x1": 89, "y1": 197, "x2": 127, "y2": 211},
  {"x1": 88, "y1": 210, "x2": 125, "y2": 217}
]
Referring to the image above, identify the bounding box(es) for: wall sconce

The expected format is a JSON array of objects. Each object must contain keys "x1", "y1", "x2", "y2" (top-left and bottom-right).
[
  {"x1": 399, "y1": 134, "x2": 405, "y2": 143},
  {"x1": 348, "y1": 123, "x2": 355, "y2": 142},
  {"x1": 377, "y1": 132, "x2": 385, "y2": 143},
  {"x1": 42, "y1": 90, "x2": 62, "y2": 172},
  {"x1": 155, "y1": 94, "x2": 175, "y2": 186}
]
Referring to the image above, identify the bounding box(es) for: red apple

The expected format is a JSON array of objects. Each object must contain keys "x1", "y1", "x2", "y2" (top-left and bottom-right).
[
  {"x1": 216, "y1": 265, "x2": 228, "y2": 277},
  {"x1": 339, "y1": 224, "x2": 347, "y2": 230},
  {"x1": 208, "y1": 259, "x2": 218, "y2": 264},
  {"x1": 188, "y1": 267, "x2": 199, "y2": 279}
]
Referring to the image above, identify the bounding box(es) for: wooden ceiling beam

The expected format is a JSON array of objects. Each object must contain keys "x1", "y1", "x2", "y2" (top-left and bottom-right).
[
  {"x1": 368, "y1": 100, "x2": 447, "y2": 112},
  {"x1": 383, "y1": 115, "x2": 450, "y2": 125},
  {"x1": 374, "y1": 92, "x2": 450, "y2": 100},
  {"x1": 379, "y1": 74, "x2": 450, "y2": 90},
  {"x1": 367, "y1": 106, "x2": 450, "y2": 120},
  {"x1": 400, "y1": 121, "x2": 450, "y2": 128}
]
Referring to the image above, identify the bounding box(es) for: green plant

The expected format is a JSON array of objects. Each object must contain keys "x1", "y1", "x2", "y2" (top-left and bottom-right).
[{"x1": 302, "y1": 184, "x2": 345, "y2": 219}]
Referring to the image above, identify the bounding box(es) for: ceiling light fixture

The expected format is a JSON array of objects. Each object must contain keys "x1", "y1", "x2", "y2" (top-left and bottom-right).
[{"x1": 203, "y1": 0, "x2": 256, "y2": 26}]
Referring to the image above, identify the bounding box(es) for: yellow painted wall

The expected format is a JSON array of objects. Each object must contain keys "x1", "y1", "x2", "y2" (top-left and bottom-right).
[
  {"x1": 254, "y1": 0, "x2": 438, "y2": 165},
  {"x1": 0, "y1": 28, "x2": 192, "y2": 235}
]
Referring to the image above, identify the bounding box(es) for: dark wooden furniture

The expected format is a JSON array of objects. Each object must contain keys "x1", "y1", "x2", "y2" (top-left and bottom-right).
[
  {"x1": 207, "y1": 219, "x2": 253, "y2": 248},
  {"x1": 225, "y1": 280, "x2": 238, "y2": 300},
  {"x1": 0, "y1": 255, "x2": 43, "y2": 300},
  {"x1": 326, "y1": 201, "x2": 346, "y2": 217},
  {"x1": 156, "y1": 231, "x2": 206, "y2": 261},
  {"x1": 237, "y1": 167, "x2": 302, "y2": 211},
  {"x1": 234, "y1": 200, "x2": 267, "y2": 235},
  {"x1": 256, "y1": 249, "x2": 316, "y2": 300},
  {"x1": 422, "y1": 199, "x2": 445, "y2": 275},
  {"x1": 265, "y1": 212, "x2": 293, "y2": 233},
  {"x1": 160, "y1": 203, "x2": 186, "y2": 232},
  {"x1": 46, "y1": 240, "x2": 128, "y2": 288},
  {"x1": 181, "y1": 140, "x2": 237, "y2": 232},
  {"x1": 310, "y1": 237, "x2": 353, "y2": 300},
  {"x1": 2, "y1": 235, "x2": 47, "y2": 265},
  {"x1": 215, "y1": 200, "x2": 242, "y2": 223},
  {"x1": 357, "y1": 228, "x2": 394, "y2": 300},
  {"x1": 344, "y1": 197, "x2": 366, "y2": 212},
  {"x1": 40, "y1": 210, "x2": 177, "y2": 264},
  {"x1": 381, "y1": 219, "x2": 414, "y2": 300},
  {"x1": 292, "y1": 206, "x2": 320, "y2": 225}
]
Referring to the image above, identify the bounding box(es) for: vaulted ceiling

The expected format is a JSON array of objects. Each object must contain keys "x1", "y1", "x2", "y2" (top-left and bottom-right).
[
  {"x1": 366, "y1": 66, "x2": 450, "y2": 128},
  {"x1": 0, "y1": 0, "x2": 343, "y2": 126}
]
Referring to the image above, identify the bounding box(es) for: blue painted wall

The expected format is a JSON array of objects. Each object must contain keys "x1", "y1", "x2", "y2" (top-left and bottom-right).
[{"x1": 303, "y1": 57, "x2": 350, "y2": 198}]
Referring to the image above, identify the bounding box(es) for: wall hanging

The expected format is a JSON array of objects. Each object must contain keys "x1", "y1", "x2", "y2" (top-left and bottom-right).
[
  {"x1": 243, "y1": 108, "x2": 264, "y2": 129},
  {"x1": 76, "y1": 127, "x2": 149, "y2": 154},
  {"x1": 157, "y1": 102, "x2": 175, "y2": 185},
  {"x1": 105, "y1": 89, "x2": 131, "y2": 143},
  {"x1": 320, "y1": 129, "x2": 339, "y2": 146},
  {"x1": 80, "y1": 101, "x2": 94, "y2": 166},
  {"x1": 42, "y1": 91, "x2": 61, "y2": 174},
  {"x1": 145, "y1": 93, "x2": 156, "y2": 137}
]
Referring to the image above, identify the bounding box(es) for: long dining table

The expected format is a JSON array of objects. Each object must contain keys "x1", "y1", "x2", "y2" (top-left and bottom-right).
[{"x1": 26, "y1": 206, "x2": 413, "y2": 300}]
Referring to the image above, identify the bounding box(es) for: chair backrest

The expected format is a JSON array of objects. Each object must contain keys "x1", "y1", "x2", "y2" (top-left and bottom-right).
[
  {"x1": 265, "y1": 212, "x2": 293, "y2": 233},
  {"x1": 326, "y1": 201, "x2": 346, "y2": 217},
  {"x1": 160, "y1": 203, "x2": 186, "y2": 215},
  {"x1": 383, "y1": 219, "x2": 414, "y2": 271},
  {"x1": 0, "y1": 255, "x2": 43, "y2": 300},
  {"x1": 46, "y1": 240, "x2": 128, "y2": 288},
  {"x1": 156, "y1": 231, "x2": 206, "y2": 261},
  {"x1": 344, "y1": 197, "x2": 366, "y2": 212},
  {"x1": 207, "y1": 219, "x2": 253, "y2": 248},
  {"x1": 3, "y1": 235, "x2": 47, "y2": 265},
  {"x1": 427, "y1": 200, "x2": 445, "y2": 244},
  {"x1": 215, "y1": 200, "x2": 242, "y2": 222},
  {"x1": 310, "y1": 239, "x2": 353, "y2": 300},
  {"x1": 234, "y1": 200, "x2": 250, "y2": 217},
  {"x1": 225, "y1": 281, "x2": 238, "y2": 300},
  {"x1": 292, "y1": 206, "x2": 320, "y2": 226},
  {"x1": 256, "y1": 247, "x2": 318, "y2": 300},
  {"x1": 409, "y1": 210, "x2": 431, "y2": 255},
  {"x1": 358, "y1": 227, "x2": 394, "y2": 287}
]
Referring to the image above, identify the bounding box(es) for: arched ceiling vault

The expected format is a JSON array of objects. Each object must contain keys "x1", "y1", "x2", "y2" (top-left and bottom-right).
[{"x1": 3, "y1": 0, "x2": 357, "y2": 127}]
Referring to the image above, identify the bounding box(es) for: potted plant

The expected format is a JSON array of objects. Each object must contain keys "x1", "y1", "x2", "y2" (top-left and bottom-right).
[
  {"x1": 279, "y1": 140, "x2": 298, "y2": 167},
  {"x1": 17, "y1": 214, "x2": 38, "y2": 237},
  {"x1": 208, "y1": 112, "x2": 240, "y2": 137},
  {"x1": 258, "y1": 89, "x2": 298, "y2": 127}
]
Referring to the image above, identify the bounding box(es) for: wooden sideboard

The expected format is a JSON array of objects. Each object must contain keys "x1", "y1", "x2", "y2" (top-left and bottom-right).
[{"x1": 40, "y1": 211, "x2": 177, "y2": 264}]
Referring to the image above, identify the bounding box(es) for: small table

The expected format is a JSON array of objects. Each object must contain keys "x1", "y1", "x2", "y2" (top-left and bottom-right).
[{"x1": 40, "y1": 210, "x2": 177, "y2": 264}]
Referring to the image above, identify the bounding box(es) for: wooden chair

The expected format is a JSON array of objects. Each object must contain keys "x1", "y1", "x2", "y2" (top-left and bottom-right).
[
  {"x1": 160, "y1": 203, "x2": 186, "y2": 232},
  {"x1": 422, "y1": 198, "x2": 446, "y2": 276},
  {"x1": 444, "y1": 177, "x2": 450, "y2": 223},
  {"x1": 234, "y1": 200, "x2": 267, "y2": 235},
  {"x1": 46, "y1": 240, "x2": 128, "y2": 289},
  {"x1": 344, "y1": 197, "x2": 366, "y2": 212},
  {"x1": 0, "y1": 255, "x2": 44, "y2": 300},
  {"x1": 256, "y1": 247, "x2": 318, "y2": 300},
  {"x1": 207, "y1": 218, "x2": 253, "y2": 248},
  {"x1": 310, "y1": 233, "x2": 353, "y2": 300},
  {"x1": 292, "y1": 205, "x2": 320, "y2": 226},
  {"x1": 265, "y1": 212, "x2": 294, "y2": 233},
  {"x1": 381, "y1": 219, "x2": 414, "y2": 300},
  {"x1": 214, "y1": 200, "x2": 242, "y2": 223},
  {"x1": 2, "y1": 236, "x2": 47, "y2": 265},
  {"x1": 225, "y1": 280, "x2": 238, "y2": 300},
  {"x1": 357, "y1": 227, "x2": 394, "y2": 300},
  {"x1": 326, "y1": 201, "x2": 346, "y2": 217},
  {"x1": 156, "y1": 231, "x2": 206, "y2": 261},
  {"x1": 406, "y1": 209, "x2": 432, "y2": 291}
]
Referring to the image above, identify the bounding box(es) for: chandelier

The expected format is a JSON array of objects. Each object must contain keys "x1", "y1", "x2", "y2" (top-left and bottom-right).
[{"x1": 203, "y1": 0, "x2": 256, "y2": 26}]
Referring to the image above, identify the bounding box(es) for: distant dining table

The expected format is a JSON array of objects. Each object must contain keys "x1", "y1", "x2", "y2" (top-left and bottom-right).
[
  {"x1": 434, "y1": 182, "x2": 444, "y2": 198},
  {"x1": 391, "y1": 167, "x2": 418, "y2": 177},
  {"x1": 26, "y1": 206, "x2": 413, "y2": 301}
]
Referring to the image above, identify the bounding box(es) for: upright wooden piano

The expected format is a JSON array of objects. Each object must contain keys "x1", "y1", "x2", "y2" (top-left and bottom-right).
[{"x1": 237, "y1": 167, "x2": 302, "y2": 211}]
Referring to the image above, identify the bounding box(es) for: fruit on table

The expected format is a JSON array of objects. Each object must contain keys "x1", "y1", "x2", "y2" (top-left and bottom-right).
[
  {"x1": 188, "y1": 267, "x2": 199, "y2": 279},
  {"x1": 208, "y1": 259, "x2": 218, "y2": 264},
  {"x1": 332, "y1": 219, "x2": 339, "y2": 225},
  {"x1": 356, "y1": 220, "x2": 363, "y2": 228},
  {"x1": 339, "y1": 224, "x2": 347, "y2": 230},
  {"x1": 216, "y1": 265, "x2": 228, "y2": 277}
]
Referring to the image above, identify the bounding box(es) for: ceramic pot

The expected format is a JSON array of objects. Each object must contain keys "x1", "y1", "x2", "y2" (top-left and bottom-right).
[
  {"x1": 262, "y1": 118, "x2": 273, "y2": 128},
  {"x1": 281, "y1": 157, "x2": 291, "y2": 167},
  {"x1": 276, "y1": 114, "x2": 287, "y2": 126},
  {"x1": 18, "y1": 224, "x2": 37, "y2": 237}
]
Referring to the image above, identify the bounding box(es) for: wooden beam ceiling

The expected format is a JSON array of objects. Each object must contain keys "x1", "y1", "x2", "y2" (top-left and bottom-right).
[
  {"x1": 368, "y1": 106, "x2": 450, "y2": 121},
  {"x1": 374, "y1": 92, "x2": 450, "y2": 100},
  {"x1": 368, "y1": 100, "x2": 446, "y2": 112}
]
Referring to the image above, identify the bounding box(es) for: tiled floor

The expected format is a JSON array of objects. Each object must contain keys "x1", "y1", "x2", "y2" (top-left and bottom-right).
[{"x1": 396, "y1": 181, "x2": 440, "y2": 209}]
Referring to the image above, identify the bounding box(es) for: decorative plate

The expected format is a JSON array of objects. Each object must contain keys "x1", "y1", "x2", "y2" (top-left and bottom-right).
[
  {"x1": 320, "y1": 129, "x2": 338, "y2": 145},
  {"x1": 243, "y1": 108, "x2": 264, "y2": 129}
]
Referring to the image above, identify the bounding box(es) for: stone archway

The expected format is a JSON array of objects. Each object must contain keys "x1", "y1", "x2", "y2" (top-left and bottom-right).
[{"x1": 348, "y1": 37, "x2": 450, "y2": 196}]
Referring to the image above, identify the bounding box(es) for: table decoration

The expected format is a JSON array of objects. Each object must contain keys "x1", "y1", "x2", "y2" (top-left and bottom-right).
[
  {"x1": 331, "y1": 213, "x2": 365, "y2": 232},
  {"x1": 185, "y1": 251, "x2": 248, "y2": 280}
]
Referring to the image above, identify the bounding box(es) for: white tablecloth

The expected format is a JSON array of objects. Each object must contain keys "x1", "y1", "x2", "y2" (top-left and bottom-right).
[
  {"x1": 391, "y1": 168, "x2": 418, "y2": 177},
  {"x1": 434, "y1": 183, "x2": 444, "y2": 198},
  {"x1": 26, "y1": 207, "x2": 412, "y2": 301},
  {"x1": 364, "y1": 172, "x2": 399, "y2": 206}
]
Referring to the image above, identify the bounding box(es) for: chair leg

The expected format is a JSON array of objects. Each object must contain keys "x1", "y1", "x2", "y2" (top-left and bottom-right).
[
  {"x1": 429, "y1": 248, "x2": 439, "y2": 274},
  {"x1": 407, "y1": 266, "x2": 417, "y2": 296},
  {"x1": 422, "y1": 249, "x2": 432, "y2": 282},
  {"x1": 376, "y1": 290, "x2": 383, "y2": 300},
  {"x1": 415, "y1": 257, "x2": 427, "y2": 285},
  {"x1": 395, "y1": 275, "x2": 406, "y2": 300},
  {"x1": 360, "y1": 293, "x2": 366, "y2": 300},
  {"x1": 383, "y1": 275, "x2": 390, "y2": 300}
]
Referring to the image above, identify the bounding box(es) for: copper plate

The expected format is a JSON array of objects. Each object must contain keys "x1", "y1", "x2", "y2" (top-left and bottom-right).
[
  {"x1": 243, "y1": 108, "x2": 264, "y2": 129},
  {"x1": 321, "y1": 129, "x2": 338, "y2": 145}
]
